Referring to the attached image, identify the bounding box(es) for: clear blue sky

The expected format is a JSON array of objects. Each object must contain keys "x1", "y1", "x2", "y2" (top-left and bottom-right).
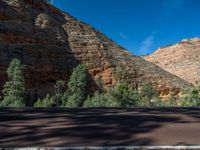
[{"x1": 51, "y1": 0, "x2": 200, "y2": 56}]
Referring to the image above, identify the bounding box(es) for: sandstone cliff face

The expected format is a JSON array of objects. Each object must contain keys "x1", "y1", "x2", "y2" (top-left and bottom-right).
[
  {"x1": 145, "y1": 38, "x2": 200, "y2": 85},
  {"x1": 0, "y1": 0, "x2": 192, "y2": 104}
]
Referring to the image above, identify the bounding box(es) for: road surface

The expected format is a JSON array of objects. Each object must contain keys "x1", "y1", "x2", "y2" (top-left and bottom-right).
[{"x1": 0, "y1": 108, "x2": 200, "y2": 147}]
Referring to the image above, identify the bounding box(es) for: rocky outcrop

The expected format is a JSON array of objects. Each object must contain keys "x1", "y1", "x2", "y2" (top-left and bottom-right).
[
  {"x1": 0, "y1": 0, "x2": 192, "y2": 104},
  {"x1": 145, "y1": 38, "x2": 200, "y2": 85}
]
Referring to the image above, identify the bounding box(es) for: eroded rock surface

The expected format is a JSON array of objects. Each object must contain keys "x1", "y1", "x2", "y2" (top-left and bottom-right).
[
  {"x1": 145, "y1": 38, "x2": 200, "y2": 86},
  {"x1": 0, "y1": 0, "x2": 192, "y2": 104}
]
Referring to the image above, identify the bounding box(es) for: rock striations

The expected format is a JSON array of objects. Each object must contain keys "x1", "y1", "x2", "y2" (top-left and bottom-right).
[
  {"x1": 145, "y1": 38, "x2": 200, "y2": 86},
  {"x1": 0, "y1": 0, "x2": 192, "y2": 103}
]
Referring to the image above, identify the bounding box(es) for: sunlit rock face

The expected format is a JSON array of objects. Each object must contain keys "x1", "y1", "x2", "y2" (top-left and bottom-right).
[
  {"x1": 145, "y1": 38, "x2": 200, "y2": 86},
  {"x1": 0, "y1": 0, "x2": 192, "y2": 104}
]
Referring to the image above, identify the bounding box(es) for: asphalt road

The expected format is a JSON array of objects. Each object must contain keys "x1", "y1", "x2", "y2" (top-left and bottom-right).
[{"x1": 0, "y1": 108, "x2": 200, "y2": 147}]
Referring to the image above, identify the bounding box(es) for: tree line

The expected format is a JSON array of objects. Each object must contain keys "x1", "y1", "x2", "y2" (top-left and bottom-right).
[{"x1": 0, "y1": 58, "x2": 200, "y2": 107}]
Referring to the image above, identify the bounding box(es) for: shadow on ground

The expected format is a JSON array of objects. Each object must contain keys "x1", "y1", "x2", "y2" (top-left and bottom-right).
[{"x1": 0, "y1": 108, "x2": 200, "y2": 147}]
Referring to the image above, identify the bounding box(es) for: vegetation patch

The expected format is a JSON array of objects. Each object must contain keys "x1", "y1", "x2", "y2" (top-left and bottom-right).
[{"x1": 0, "y1": 58, "x2": 199, "y2": 108}]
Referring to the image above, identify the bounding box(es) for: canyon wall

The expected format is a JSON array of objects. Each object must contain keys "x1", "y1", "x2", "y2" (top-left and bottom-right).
[{"x1": 0, "y1": 0, "x2": 192, "y2": 104}]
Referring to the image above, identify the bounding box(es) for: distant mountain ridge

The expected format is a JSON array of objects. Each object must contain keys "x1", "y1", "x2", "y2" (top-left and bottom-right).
[
  {"x1": 145, "y1": 38, "x2": 200, "y2": 85},
  {"x1": 0, "y1": 0, "x2": 192, "y2": 103}
]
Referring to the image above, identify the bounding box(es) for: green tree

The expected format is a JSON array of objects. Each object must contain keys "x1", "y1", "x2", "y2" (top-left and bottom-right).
[
  {"x1": 84, "y1": 82, "x2": 142, "y2": 108},
  {"x1": 107, "y1": 82, "x2": 141, "y2": 107},
  {"x1": 34, "y1": 80, "x2": 65, "y2": 108},
  {"x1": 136, "y1": 82, "x2": 159, "y2": 107},
  {"x1": 54, "y1": 80, "x2": 65, "y2": 107},
  {"x1": 181, "y1": 86, "x2": 200, "y2": 107},
  {"x1": 65, "y1": 64, "x2": 87, "y2": 107},
  {"x1": 34, "y1": 94, "x2": 54, "y2": 107},
  {"x1": 83, "y1": 92, "x2": 113, "y2": 107},
  {"x1": 0, "y1": 58, "x2": 25, "y2": 107},
  {"x1": 140, "y1": 82, "x2": 158, "y2": 100}
]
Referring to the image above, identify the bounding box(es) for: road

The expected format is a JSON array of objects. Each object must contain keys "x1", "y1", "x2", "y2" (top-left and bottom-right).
[{"x1": 0, "y1": 108, "x2": 200, "y2": 147}]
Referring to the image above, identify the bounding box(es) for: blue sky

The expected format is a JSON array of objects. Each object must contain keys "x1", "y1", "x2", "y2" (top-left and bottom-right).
[{"x1": 50, "y1": 0, "x2": 200, "y2": 56}]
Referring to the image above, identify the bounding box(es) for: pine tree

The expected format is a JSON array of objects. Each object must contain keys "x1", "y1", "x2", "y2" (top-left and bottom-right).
[
  {"x1": 65, "y1": 64, "x2": 87, "y2": 107},
  {"x1": 34, "y1": 94, "x2": 54, "y2": 107},
  {"x1": 54, "y1": 80, "x2": 65, "y2": 107},
  {"x1": 0, "y1": 58, "x2": 25, "y2": 107}
]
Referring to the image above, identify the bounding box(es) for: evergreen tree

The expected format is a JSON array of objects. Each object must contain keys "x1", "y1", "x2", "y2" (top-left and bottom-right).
[
  {"x1": 34, "y1": 94, "x2": 54, "y2": 107},
  {"x1": 65, "y1": 64, "x2": 87, "y2": 107},
  {"x1": 34, "y1": 80, "x2": 65, "y2": 108},
  {"x1": 54, "y1": 80, "x2": 65, "y2": 107},
  {"x1": 0, "y1": 58, "x2": 25, "y2": 107}
]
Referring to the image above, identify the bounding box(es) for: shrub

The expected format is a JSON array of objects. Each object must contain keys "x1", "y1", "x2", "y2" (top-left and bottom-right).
[
  {"x1": 181, "y1": 87, "x2": 200, "y2": 107},
  {"x1": 66, "y1": 92, "x2": 85, "y2": 107},
  {"x1": 148, "y1": 97, "x2": 178, "y2": 107},
  {"x1": 65, "y1": 64, "x2": 87, "y2": 107},
  {"x1": 83, "y1": 92, "x2": 115, "y2": 107},
  {"x1": 140, "y1": 82, "x2": 158, "y2": 100},
  {"x1": 107, "y1": 82, "x2": 141, "y2": 107},
  {"x1": 83, "y1": 81, "x2": 162, "y2": 108},
  {"x1": 34, "y1": 94, "x2": 54, "y2": 107}
]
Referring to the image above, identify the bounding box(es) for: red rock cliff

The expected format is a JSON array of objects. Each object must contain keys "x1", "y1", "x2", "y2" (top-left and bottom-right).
[{"x1": 0, "y1": 0, "x2": 192, "y2": 104}]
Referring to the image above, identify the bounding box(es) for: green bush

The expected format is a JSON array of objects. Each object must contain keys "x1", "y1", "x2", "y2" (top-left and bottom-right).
[
  {"x1": 65, "y1": 64, "x2": 88, "y2": 107},
  {"x1": 83, "y1": 92, "x2": 103, "y2": 107},
  {"x1": 54, "y1": 80, "x2": 65, "y2": 107},
  {"x1": 34, "y1": 80, "x2": 65, "y2": 108},
  {"x1": 136, "y1": 81, "x2": 159, "y2": 107},
  {"x1": 147, "y1": 97, "x2": 178, "y2": 107},
  {"x1": 83, "y1": 92, "x2": 116, "y2": 107},
  {"x1": 66, "y1": 92, "x2": 85, "y2": 107},
  {"x1": 2, "y1": 59, "x2": 190, "y2": 108},
  {"x1": 107, "y1": 82, "x2": 140, "y2": 107},
  {"x1": 180, "y1": 87, "x2": 200, "y2": 107},
  {"x1": 34, "y1": 64, "x2": 88, "y2": 108},
  {"x1": 0, "y1": 58, "x2": 25, "y2": 107},
  {"x1": 83, "y1": 82, "x2": 141, "y2": 108},
  {"x1": 34, "y1": 94, "x2": 54, "y2": 107},
  {"x1": 83, "y1": 81, "x2": 162, "y2": 108},
  {"x1": 140, "y1": 82, "x2": 158, "y2": 100}
]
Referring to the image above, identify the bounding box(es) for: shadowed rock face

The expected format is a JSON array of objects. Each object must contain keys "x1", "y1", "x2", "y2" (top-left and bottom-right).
[
  {"x1": 0, "y1": 0, "x2": 192, "y2": 104},
  {"x1": 145, "y1": 38, "x2": 200, "y2": 86}
]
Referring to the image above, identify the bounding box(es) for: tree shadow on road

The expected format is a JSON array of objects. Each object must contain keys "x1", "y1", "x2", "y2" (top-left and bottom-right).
[{"x1": 1, "y1": 108, "x2": 199, "y2": 147}]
